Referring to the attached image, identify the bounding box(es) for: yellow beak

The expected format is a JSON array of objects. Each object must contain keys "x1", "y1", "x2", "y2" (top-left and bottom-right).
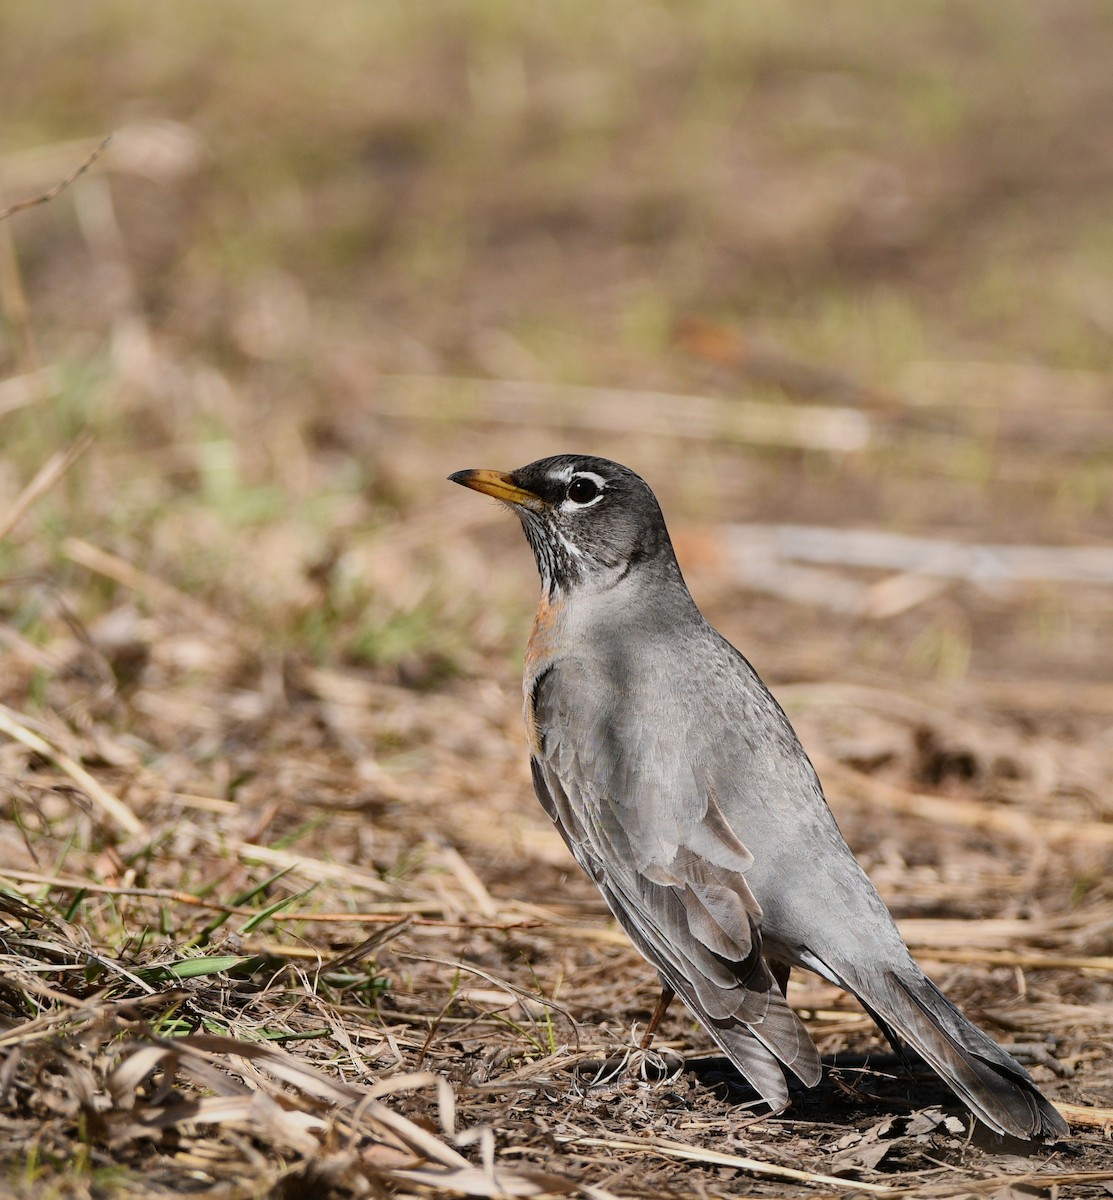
[{"x1": 448, "y1": 469, "x2": 543, "y2": 508}]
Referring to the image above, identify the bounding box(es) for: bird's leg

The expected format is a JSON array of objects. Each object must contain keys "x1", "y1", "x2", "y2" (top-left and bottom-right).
[
  {"x1": 771, "y1": 961, "x2": 791, "y2": 999},
  {"x1": 639, "y1": 983, "x2": 676, "y2": 1050}
]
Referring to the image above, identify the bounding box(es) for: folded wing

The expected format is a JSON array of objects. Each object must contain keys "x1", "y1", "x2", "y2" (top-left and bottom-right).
[{"x1": 529, "y1": 664, "x2": 821, "y2": 1105}]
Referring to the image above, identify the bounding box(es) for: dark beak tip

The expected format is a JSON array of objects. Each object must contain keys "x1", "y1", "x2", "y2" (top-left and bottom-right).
[{"x1": 447, "y1": 467, "x2": 539, "y2": 506}]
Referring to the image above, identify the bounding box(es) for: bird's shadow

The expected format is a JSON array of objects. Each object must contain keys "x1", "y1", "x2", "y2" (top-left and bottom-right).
[
  {"x1": 683, "y1": 1053, "x2": 1055, "y2": 1157},
  {"x1": 688, "y1": 1048, "x2": 931, "y2": 1101}
]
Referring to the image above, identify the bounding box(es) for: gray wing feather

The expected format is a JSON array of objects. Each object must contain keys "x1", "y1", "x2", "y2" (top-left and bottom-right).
[{"x1": 530, "y1": 665, "x2": 821, "y2": 1098}]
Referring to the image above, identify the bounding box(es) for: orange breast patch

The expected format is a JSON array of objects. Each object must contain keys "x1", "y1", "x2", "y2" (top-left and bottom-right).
[{"x1": 525, "y1": 592, "x2": 565, "y2": 674}]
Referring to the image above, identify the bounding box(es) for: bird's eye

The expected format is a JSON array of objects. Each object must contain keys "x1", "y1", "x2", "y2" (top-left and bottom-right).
[{"x1": 566, "y1": 477, "x2": 600, "y2": 504}]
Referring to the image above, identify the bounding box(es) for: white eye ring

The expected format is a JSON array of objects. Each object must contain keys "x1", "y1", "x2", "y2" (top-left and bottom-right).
[{"x1": 561, "y1": 472, "x2": 606, "y2": 510}]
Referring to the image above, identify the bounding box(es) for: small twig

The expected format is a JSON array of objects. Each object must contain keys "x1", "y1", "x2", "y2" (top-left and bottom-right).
[
  {"x1": 0, "y1": 134, "x2": 114, "y2": 224},
  {"x1": 0, "y1": 133, "x2": 111, "y2": 386},
  {"x1": 0, "y1": 870, "x2": 242, "y2": 914}
]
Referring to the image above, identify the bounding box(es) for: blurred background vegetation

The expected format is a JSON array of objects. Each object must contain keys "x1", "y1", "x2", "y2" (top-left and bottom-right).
[{"x1": 3, "y1": 0, "x2": 1113, "y2": 696}]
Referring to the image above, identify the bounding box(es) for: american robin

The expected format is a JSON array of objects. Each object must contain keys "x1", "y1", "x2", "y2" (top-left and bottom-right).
[{"x1": 449, "y1": 454, "x2": 1066, "y2": 1141}]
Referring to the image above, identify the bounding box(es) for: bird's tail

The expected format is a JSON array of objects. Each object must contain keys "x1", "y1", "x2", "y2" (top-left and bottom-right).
[
  {"x1": 662, "y1": 967, "x2": 822, "y2": 1112},
  {"x1": 854, "y1": 967, "x2": 1066, "y2": 1141}
]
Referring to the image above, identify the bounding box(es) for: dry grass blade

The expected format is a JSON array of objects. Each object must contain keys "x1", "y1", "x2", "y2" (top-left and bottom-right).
[
  {"x1": 107, "y1": 1043, "x2": 182, "y2": 1106},
  {"x1": 818, "y1": 755, "x2": 1113, "y2": 846},
  {"x1": 317, "y1": 917, "x2": 414, "y2": 973},
  {"x1": 433, "y1": 840, "x2": 499, "y2": 918},
  {"x1": 0, "y1": 430, "x2": 93, "y2": 540},
  {"x1": 955, "y1": 1170, "x2": 1113, "y2": 1195},
  {"x1": 895, "y1": 917, "x2": 1089, "y2": 949},
  {"x1": 142, "y1": 1093, "x2": 327, "y2": 1154},
  {"x1": 112, "y1": 1046, "x2": 335, "y2": 1156},
  {"x1": 360, "y1": 1099, "x2": 472, "y2": 1170},
  {"x1": 397, "y1": 950, "x2": 579, "y2": 1033},
  {"x1": 918, "y1": 948, "x2": 1113, "y2": 974},
  {"x1": 105, "y1": 1035, "x2": 505, "y2": 1181},
  {"x1": 392, "y1": 1164, "x2": 578, "y2": 1197},
  {"x1": 177, "y1": 1033, "x2": 363, "y2": 1104},
  {"x1": 0, "y1": 973, "x2": 88, "y2": 1017},
  {"x1": 362, "y1": 1069, "x2": 447, "y2": 1105},
  {"x1": 0, "y1": 366, "x2": 59, "y2": 418},
  {"x1": 559, "y1": 1134, "x2": 892, "y2": 1193},
  {"x1": 61, "y1": 536, "x2": 245, "y2": 639},
  {"x1": 232, "y1": 840, "x2": 394, "y2": 893},
  {"x1": 0, "y1": 702, "x2": 145, "y2": 836}
]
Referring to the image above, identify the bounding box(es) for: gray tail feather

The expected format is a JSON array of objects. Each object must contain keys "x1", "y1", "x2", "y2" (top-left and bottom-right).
[
  {"x1": 872, "y1": 972, "x2": 1067, "y2": 1141},
  {"x1": 663, "y1": 967, "x2": 820, "y2": 1108},
  {"x1": 703, "y1": 1022, "x2": 792, "y2": 1111}
]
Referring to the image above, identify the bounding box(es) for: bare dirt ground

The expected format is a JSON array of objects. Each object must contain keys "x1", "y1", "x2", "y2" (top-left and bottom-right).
[{"x1": 1, "y1": 3, "x2": 1112, "y2": 1196}]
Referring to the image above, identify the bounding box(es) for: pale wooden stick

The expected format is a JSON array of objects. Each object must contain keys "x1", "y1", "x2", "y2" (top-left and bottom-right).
[
  {"x1": 1052, "y1": 1101, "x2": 1113, "y2": 1132},
  {"x1": 376, "y1": 374, "x2": 872, "y2": 453},
  {"x1": 724, "y1": 522, "x2": 1113, "y2": 586}
]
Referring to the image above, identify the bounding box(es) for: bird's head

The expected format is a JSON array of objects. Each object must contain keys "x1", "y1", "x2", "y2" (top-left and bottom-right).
[{"x1": 449, "y1": 454, "x2": 677, "y2": 596}]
